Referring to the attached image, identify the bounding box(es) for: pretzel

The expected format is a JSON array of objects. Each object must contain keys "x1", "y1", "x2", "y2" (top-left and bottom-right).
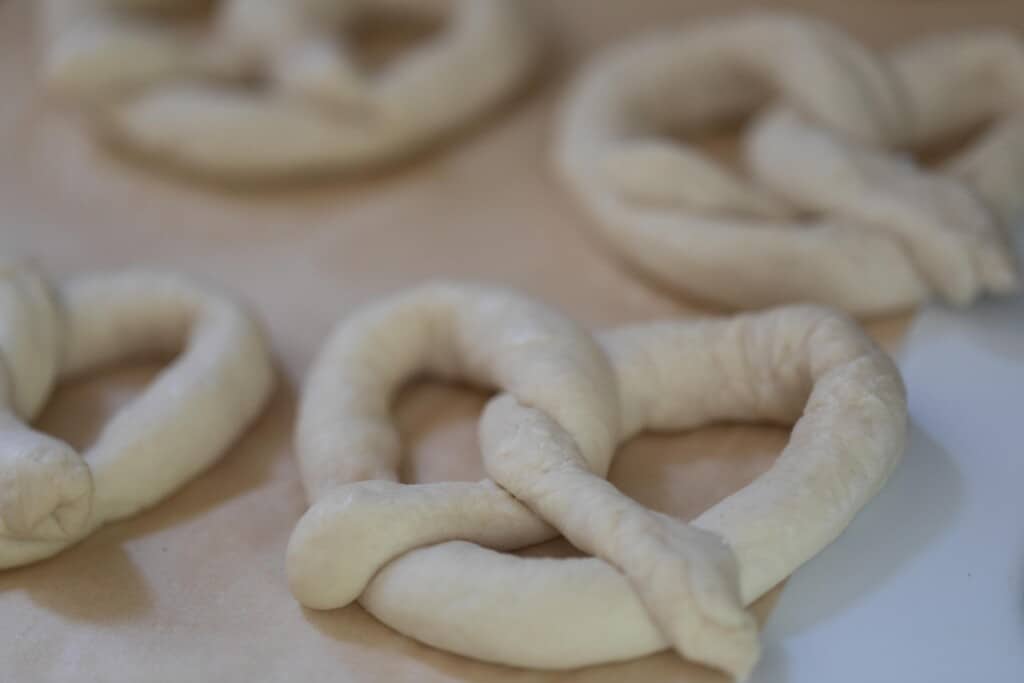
[
  {"x1": 41, "y1": 0, "x2": 542, "y2": 179},
  {"x1": 556, "y1": 13, "x2": 1021, "y2": 315},
  {"x1": 0, "y1": 261, "x2": 275, "y2": 569},
  {"x1": 289, "y1": 283, "x2": 907, "y2": 680}
]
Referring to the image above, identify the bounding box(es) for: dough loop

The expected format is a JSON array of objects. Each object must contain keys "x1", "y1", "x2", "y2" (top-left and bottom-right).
[
  {"x1": 0, "y1": 260, "x2": 274, "y2": 569},
  {"x1": 41, "y1": 0, "x2": 542, "y2": 178},
  {"x1": 289, "y1": 282, "x2": 907, "y2": 680},
  {"x1": 557, "y1": 13, "x2": 1022, "y2": 315}
]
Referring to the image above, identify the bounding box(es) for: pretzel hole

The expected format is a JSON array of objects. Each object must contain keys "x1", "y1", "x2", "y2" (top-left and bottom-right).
[
  {"x1": 394, "y1": 380, "x2": 488, "y2": 484},
  {"x1": 204, "y1": 70, "x2": 273, "y2": 96},
  {"x1": 914, "y1": 119, "x2": 992, "y2": 169},
  {"x1": 344, "y1": 9, "x2": 445, "y2": 73},
  {"x1": 107, "y1": 0, "x2": 219, "y2": 38},
  {"x1": 673, "y1": 116, "x2": 748, "y2": 174},
  {"x1": 33, "y1": 364, "x2": 163, "y2": 461},
  {"x1": 628, "y1": 61, "x2": 766, "y2": 170}
]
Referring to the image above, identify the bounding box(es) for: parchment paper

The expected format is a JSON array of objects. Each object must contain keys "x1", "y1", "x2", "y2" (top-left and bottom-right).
[{"x1": 3, "y1": 1, "x2": 1020, "y2": 681}]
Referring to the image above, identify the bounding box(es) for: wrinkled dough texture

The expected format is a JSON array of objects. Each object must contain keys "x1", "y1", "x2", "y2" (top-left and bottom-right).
[
  {"x1": 0, "y1": 261, "x2": 275, "y2": 569},
  {"x1": 556, "y1": 13, "x2": 1022, "y2": 315},
  {"x1": 289, "y1": 282, "x2": 907, "y2": 680},
  {"x1": 40, "y1": 0, "x2": 542, "y2": 178}
]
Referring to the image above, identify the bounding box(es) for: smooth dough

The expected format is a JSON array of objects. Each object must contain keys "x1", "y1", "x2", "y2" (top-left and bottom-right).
[
  {"x1": 290, "y1": 282, "x2": 907, "y2": 680},
  {"x1": 556, "y1": 13, "x2": 1021, "y2": 315},
  {"x1": 0, "y1": 260, "x2": 275, "y2": 569},
  {"x1": 40, "y1": 0, "x2": 542, "y2": 178}
]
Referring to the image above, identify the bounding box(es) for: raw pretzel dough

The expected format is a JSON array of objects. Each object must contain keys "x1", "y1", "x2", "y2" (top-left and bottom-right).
[
  {"x1": 289, "y1": 282, "x2": 907, "y2": 680},
  {"x1": 0, "y1": 260, "x2": 275, "y2": 569},
  {"x1": 41, "y1": 0, "x2": 542, "y2": 178},
  {"x1": 557, "y1": 13, "x2": 1021, "y2": 315}
]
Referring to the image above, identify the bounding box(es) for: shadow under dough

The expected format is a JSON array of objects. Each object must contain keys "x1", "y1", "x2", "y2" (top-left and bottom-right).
[
  {"x1": 2, "y1": 535, "x2": 155, "y2": 624},
  {"x1": 303, "y1": 600, "x2": 755, "y2": 683},
  {"x1": 765, "y1": 421, "x2": 964, "y2": 637}
]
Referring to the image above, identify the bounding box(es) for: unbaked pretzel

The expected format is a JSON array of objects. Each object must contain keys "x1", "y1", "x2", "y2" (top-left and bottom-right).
[
  {"x1": 41, "y1": 0, "x2": 541, "y2": 178},
  {"x1": 289, "y1": 283, "x2": 907, "y2": 679},
  {"x1": 556, "y1": 13, "x2": 1021, "y2": 315},
  {"x1": 0, "y1": 261, "x2": 275, "y2": 569}
]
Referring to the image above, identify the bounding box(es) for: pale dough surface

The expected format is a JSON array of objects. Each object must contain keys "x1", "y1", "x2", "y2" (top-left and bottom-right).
[{"x1": 2, "y1": 1, "x2": 1021, "y2": 682}]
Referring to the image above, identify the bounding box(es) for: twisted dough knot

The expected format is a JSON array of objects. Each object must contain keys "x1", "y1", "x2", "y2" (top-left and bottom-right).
[
  {"x1": 557, "y1": 13, "x2": 1022, "y2": 315},
  {"x1": 0, "y1": 260, "x2": 274, "y2": 569},
  {"x1": 41, "y1": 0, "x2": 542, "y2": 178},
  {"x1": 288, "y1": 282, "x2": 907, "y2": 680}
]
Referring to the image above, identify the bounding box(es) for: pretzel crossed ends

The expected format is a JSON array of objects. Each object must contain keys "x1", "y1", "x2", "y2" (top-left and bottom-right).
[
  {"x1": 288, "y1": 282, "x2": 908, "y2": 680},
  {"x1": 0, "y1": 262, "x2": 274, "y2": 569}
]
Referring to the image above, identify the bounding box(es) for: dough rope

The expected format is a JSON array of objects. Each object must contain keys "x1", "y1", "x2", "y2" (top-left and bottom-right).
[
  {"x1": 556, "y1": 13, "x2": 1021, "y2": 315},
  {"x1": 289, "y1": 283, "x2": 907, "y2": 680},
  {"x1": 0, "y1": 261, "x2": 275, "y2": 569},
  {"x1": 41, "y1": 0, "x2": 542, "y2": 178}
]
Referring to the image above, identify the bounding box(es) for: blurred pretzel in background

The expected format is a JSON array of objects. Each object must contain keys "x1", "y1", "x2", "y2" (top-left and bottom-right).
[
  {"x1": 558, "y1": 13, "x2": 1022, "y2": 316},
  {"x1": 40, "y1": 0, "x2": 542, "y2": 179}
]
